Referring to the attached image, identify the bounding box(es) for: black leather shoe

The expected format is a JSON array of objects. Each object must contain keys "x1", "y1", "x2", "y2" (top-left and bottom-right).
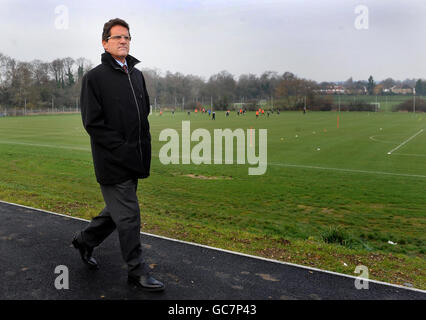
[
  {"x1": 72, "y1": 235, "x2": 99, "y2": 270},
  {"x1": 128, "y1": 274, "x2": 165, "y2": 292}
]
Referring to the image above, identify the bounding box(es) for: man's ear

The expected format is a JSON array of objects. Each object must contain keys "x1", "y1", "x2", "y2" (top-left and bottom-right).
[{"x1": 102, "y1": 40, "x2": 108, "y2": 51}]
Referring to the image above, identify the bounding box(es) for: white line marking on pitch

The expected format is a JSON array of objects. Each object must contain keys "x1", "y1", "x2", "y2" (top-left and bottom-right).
[
  {"x1": 0, "y1": 199, "x2": 425, "y2": 294},
  {"x1": 387, "y1": 129, "x2": 424, "y2": 155},
  {"x1": 369, "y1": 135, "x2": 395, "y2": 144},
  {"x1": 390, "y1": 153, "x2": 426, "y2": 158},
  {"x1": 2, "y1": 140, "x2": 426, "y2": 179},
  {"x1": 269, "y1": 163, "x2": 426, "y2": 179},
  {"x1": 0, "y1": 140, "x2": 90, "y2": 151}
]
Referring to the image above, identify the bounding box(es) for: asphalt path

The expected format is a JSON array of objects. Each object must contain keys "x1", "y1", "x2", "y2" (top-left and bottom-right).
[{"x1": 0, "y1": 201, "x2": 424, "y2": 300}]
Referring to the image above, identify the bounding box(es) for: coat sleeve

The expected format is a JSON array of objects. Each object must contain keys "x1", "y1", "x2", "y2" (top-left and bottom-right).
[{"x1": 80, "y1": 73, "x2": 125, "y2": 150}]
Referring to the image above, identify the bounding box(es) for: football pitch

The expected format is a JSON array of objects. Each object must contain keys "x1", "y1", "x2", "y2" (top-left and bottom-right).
[{"x1": 0, "y1": 111, "x2": 425, "y2": 289}]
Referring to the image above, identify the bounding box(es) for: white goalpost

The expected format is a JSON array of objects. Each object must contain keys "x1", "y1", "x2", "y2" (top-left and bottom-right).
[{"x1": 370, "y1": 103, "x2": 380, "y2": 112}]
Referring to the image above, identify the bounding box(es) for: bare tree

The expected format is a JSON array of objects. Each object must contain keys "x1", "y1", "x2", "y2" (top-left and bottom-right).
[
  {"x1": 50, "y1": 58, "x2": 64, "y2": 87},
  {"x1": 31, "y1": 60, "x2": 50, "y2": 85},
  {"x1": 275, "y1": 73, "x2": 317, "y2": 109},
  {"x1": 76, "y1": 57, "x2": 92, "y2": 82},
  {"x1": 63, "y1": 57, "x2": 75, "y2": 86}
]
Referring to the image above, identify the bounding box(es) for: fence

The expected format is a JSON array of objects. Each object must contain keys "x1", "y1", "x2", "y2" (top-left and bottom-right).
[{"x1": 0, "y1": 107, "x2": 80, "y2": 117}]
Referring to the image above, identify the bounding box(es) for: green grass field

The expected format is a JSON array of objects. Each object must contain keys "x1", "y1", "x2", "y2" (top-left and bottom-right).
[{"x1": 0, "y1": 111, "x2": 425, "y2": 289}]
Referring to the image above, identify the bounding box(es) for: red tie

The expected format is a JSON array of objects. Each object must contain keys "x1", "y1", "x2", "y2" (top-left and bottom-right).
[{"x1": 123, "y1": 64, "x2": 128, "y2": 73}]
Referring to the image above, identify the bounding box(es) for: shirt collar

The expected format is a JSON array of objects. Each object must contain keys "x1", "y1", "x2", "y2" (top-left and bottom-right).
[{"x1": 114, "y1": 58, "x2": 127, "y2": 68}]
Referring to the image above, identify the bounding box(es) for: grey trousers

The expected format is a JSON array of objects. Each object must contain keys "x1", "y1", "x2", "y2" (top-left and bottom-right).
[{"x1": 78, "y1": 178, "x2": 150, "y2": 277}]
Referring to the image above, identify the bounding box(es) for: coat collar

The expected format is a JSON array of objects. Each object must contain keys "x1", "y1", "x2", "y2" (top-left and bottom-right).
[{"x1": 101, "y1": 51, "x2": 140, "y2": 72}]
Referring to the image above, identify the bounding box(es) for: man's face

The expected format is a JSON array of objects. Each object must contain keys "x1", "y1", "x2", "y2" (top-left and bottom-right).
[{"x1": 102, "y1": 25, "x2": 130, "y2": 61}]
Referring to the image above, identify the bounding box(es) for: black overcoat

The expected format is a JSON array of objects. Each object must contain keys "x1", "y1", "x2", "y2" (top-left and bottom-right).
[{"x1": 80, "y1": 52, "x2": 151, "y2": 185}]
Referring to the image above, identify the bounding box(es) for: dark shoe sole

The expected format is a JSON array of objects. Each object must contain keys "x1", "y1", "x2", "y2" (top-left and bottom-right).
[
  {"x1": 127, "y1": 278, "x2": 165, "y2": 292},
  {"x1": 72, "y1": 238, "x2": 99, "y2": 270},
  {"x1": 83, "y1": 260, "x2": 99, "y2": 270}
]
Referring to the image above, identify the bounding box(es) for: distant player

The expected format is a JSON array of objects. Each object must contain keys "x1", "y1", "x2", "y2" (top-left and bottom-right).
[
  {"x1": 256, "y1": 111, "x2": 259, "y2": 118},
  {"x1": 212, "y1": 111, "x2": 216, "y2": 120}
]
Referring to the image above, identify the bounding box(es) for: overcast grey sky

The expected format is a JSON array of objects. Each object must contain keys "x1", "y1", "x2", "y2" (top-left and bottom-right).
[{"x1": 1, "y1": 0, "x2": 425, "y2": 82}]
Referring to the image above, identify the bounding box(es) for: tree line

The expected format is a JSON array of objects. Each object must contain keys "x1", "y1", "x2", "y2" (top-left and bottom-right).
[
  {"x1": 0, "y1": 52, "x2": 92, "y2": 113},
  {"x1": 0, "y1": 52, "x2": 423, "y2": 113},
  {"x1": 415, "y1": 79, "x2": 426, "y2": 95}
]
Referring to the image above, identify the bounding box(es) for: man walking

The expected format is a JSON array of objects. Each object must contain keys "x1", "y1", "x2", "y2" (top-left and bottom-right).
[{"x1": 72, "y1": 18, "x2": 164, "y2": 292}]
